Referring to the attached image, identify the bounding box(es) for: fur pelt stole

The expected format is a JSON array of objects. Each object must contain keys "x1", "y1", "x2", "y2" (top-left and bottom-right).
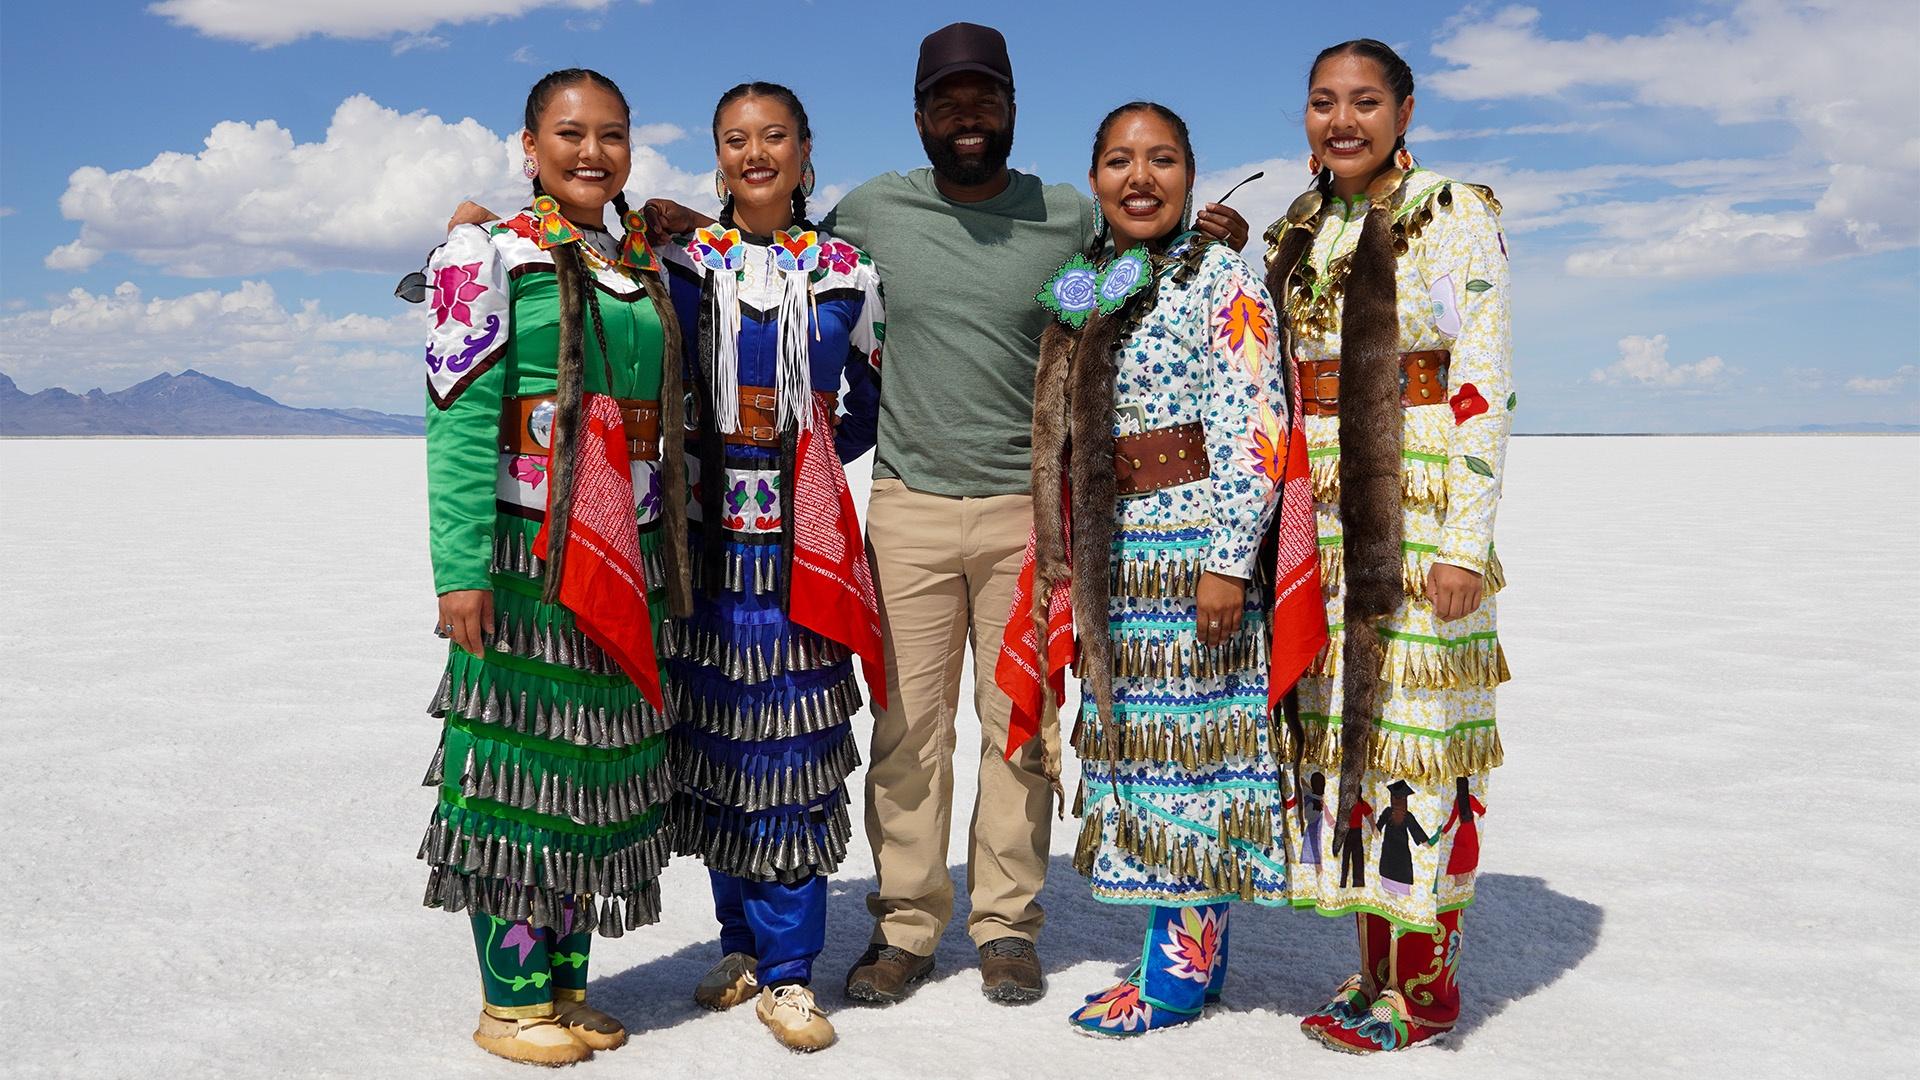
[
  {"x1": 1266, "y1": 172, "x2": 1410, "y2": 855},
  {"x1": 1030, "y1": 240, "x2": 1213, "y2": 735}
]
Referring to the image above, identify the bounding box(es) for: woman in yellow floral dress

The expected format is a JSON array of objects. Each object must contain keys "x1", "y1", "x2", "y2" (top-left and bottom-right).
[{"x1": 1262, "y1": 39, "x2": 1513, "y2": 1054}]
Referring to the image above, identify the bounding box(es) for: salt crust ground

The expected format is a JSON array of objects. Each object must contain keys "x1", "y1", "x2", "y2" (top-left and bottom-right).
[{"x1": 2, "y1": 436, "x2": 1914, "y2": 1080}]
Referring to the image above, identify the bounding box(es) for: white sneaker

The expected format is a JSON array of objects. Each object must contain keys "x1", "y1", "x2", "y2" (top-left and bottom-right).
[
  {"x1": 756, "y1": 984, "x2": 835, "y2": 1052},
  {"x1": 694, "y1": 951, "x2": 758, "y2": 1011}
]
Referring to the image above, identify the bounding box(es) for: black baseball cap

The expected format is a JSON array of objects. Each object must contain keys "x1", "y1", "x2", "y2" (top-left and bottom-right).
[{"x1": 914, "y1": 22, "x2": 1013, "y2": 94}]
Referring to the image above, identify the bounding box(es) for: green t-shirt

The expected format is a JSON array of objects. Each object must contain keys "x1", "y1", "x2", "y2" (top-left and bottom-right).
[{"x1": 821, "y1": 168, "x2": 1094, "y2": 497}]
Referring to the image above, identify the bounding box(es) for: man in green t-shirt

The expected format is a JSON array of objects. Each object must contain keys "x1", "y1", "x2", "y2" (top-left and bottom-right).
[{"x1": 476, "y1": 21, "x2": 1248, "y2": 1008}]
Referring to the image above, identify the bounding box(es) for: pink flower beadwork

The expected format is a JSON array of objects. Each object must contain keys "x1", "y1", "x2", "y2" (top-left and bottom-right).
[
  {"x1": 432, "y1": 262, "x2": 487, "y2": 327},
  {"x1": 820, "y1": 240, "x2": 860, "y2": 276}
]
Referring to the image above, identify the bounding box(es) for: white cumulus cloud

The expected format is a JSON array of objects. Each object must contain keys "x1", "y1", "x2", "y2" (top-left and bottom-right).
[
  {"x1": 0, "y1": 280, "x2": 427, "y2": 410},
  {"x1": 147, "y1": 0, "x2": 611, "y2": 47},
  {"x1": 1427, "y1": 2, "x2": 1920, "y2": 276},
  {"x1": 1844, "y1": 365, "x2": 1919, "y2": 395},
  {"x1": 47, "y1": 94, "x2": 716, "y2": 277},
  {"x1": 1590, "y1": 334, "x2": 1734, "y2": 388}
]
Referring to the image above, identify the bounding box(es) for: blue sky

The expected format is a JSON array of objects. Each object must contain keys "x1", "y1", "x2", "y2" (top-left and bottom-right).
[{"x1": 2, "y1": 0, "x2": 1915, "y2": 431}]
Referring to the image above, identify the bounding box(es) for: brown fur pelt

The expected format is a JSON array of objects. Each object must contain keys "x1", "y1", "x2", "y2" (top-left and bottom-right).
[
  {"x1": 1029, "y1": 320, "x2": 1074, "y2": 640},
  {"x1": 640, "y1": 267, "x2": 693, "y2": 618},
  {"x1": 540, "y1": 243, "x2": 589, "y2": 603},
  {"x1": 1331, "y1": 177, "x2": 1408, "y2": 852}
]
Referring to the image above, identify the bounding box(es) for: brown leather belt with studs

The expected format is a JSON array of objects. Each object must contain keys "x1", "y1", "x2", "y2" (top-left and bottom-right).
[
  {"x1": 723, "y1": 385, "x2": 838, "y2": 447},
  {"x1": 1114, "y1": 421, "x2": 1210, "y2": 496},
  {"x1": 499, "y1": 394, "x2": 661, "y2": 461},
  {"x1": 1299, "y1": 350, "x2": 1451, "y2": 416}
]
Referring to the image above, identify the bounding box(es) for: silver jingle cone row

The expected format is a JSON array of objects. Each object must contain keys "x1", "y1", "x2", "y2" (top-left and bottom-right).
[
  {"x1": 429, "y1": 669, "x2": 674, "y2": 751},
  {"x1": 491, "y1": 607, "x2": 620, "y2": 676},
  {"x1": 492, "y1": 527, "x2": 669, "y2": 592},
  {"x1": 689, "y1": 543, "x2": 784, "y2": 596},
  {"x1": 419, "y1": 818, "x2": 671, "y2": 937},
  {"x1": 668, "y1": 793, "x2": 853, "y2": 883},
  {"x1": 443, "y1": 743, "x2": 673, "y2": 829},
  {"x1": 669, "y1": 724, "x2": 860, "y2": 814},
  {"x1": 668, "y1": 668, "x2": 862, "y2": 742},
  {"x1": 659, "y1": 619, "x2": 851, "y2": 681}
]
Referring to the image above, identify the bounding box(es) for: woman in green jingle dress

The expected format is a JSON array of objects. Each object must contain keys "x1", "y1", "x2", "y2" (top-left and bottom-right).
[{"x1": 417, "y1": 68, "x2": 690, "y2": 1067}]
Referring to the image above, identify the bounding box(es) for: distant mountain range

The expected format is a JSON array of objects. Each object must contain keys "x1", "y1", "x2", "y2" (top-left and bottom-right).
[{"x1": 0, "y1": 370, "x2": 424, "y2": 436}]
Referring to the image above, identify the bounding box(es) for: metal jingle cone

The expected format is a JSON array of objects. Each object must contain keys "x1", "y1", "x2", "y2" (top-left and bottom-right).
[{"x1": 1286, "y1": 188, "x2": 1324, "y2": 225}]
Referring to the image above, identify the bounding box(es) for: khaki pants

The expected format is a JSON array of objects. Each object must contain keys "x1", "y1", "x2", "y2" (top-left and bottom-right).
[{"x1": 862, "y1": 478, "x2": 1057, "y2": 954}]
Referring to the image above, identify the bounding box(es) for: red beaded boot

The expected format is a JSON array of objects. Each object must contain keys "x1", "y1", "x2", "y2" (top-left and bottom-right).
[{"x1": 1309, "y1": 909, "x2": 1463, "y2": 1053}]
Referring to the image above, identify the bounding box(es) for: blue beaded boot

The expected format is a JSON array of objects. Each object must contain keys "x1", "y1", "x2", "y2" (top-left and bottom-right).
[{"x1": 1070, "y1": 904, "x2": 1226, "y2": 1036}]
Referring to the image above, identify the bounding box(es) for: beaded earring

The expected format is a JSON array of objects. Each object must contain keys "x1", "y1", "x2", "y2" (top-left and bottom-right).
[
  {"x1": 800, "y1": 160, "x2": 816, "y2": 198},
  {"x1": 713, "y1": 168, "x2": 728, "y2": 202},
  {"x1": 523, "y1": 156, "x2": 538, "y2": 180},
  {"x1": 1307, "y1": 155, "x2": 1320, "y2": 176}
]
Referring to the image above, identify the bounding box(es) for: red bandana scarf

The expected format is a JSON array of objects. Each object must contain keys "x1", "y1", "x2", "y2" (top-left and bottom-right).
[
  {"x1": 789, "y1": 393, "x2": 887, "y2": 709},
  {"x1": 533, "y1": 393, "x2": 663, "y2": 708}
]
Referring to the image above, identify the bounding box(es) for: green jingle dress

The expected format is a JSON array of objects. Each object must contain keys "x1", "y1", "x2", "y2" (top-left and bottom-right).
[{"x1": 417, "y1": 207, "x2": 676, "y2": 994}]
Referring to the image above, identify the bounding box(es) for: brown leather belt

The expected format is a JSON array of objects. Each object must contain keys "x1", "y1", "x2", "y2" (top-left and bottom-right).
[
  {"x1": 499, "y1": 394, "x2": 661, "y2": 461},
  {"x1": 722, "y1": 385, "x2": 838, "y2": 447},
  {"x1": 1299, "y1": 350, "x2": 1451, "y2": 416},
  {"x1": 1114, "y1": 421, "x2": 1209, "y2": 496}
]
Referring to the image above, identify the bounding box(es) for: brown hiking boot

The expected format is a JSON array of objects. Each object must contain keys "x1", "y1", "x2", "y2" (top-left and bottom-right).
[
  {"x1": 843, "y1": 944, "x2": 934, "y2": 1005},
  {"x1": 978, "y1": 937, "x2": 1045, "y2": 1004}
]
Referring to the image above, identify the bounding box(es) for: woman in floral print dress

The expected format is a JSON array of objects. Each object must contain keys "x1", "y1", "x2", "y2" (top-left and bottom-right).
[
  {"x1": 1264, "y1": 40, "x2": 1515, "y2": 1054},
  {"x1": 1008, "y1": 102, "x2": 1297, "y2": 1037}
]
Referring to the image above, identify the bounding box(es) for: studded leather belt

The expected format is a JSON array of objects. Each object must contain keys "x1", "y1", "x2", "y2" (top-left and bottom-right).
[
  {"x1": 1114, "y1": 421, "x2": 1210, "y2": 496},
  {"x1": 499, "y1": 394, "x2": 661, "y2": 461},
  {"x1": 1299, "y1": 350, "x2": 1451, "y2": 416},
  {"x1": 722, "y1": 385, "x2": 838, "y2": 447}
]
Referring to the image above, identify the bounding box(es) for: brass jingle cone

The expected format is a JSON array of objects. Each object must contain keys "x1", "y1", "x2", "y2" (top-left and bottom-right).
[
  {"x1": 1286, "y1": 188, "x2": 1325, "y2": 225},
  {"x1": 1367, "y1": 167, "x2": 1406, "y2": 210}
]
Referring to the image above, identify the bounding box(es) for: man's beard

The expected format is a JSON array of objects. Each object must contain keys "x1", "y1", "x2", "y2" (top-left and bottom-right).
[{"x1": 921, "y1": 125, "x2": 1015, "y2": 186}]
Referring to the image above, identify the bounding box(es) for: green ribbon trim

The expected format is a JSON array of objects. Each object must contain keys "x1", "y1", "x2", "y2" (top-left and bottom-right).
[
  {"x1": 1323, "y1": 624, "x2": 1499, "y2": 648},
  {"x1": 468, "y1": 647, "x2": 635, "y2": 688},
  {"x1": 1294, "y1": 713, "x2": 1497, "y2": 739},
  {"x1": 1307, "y1": 447, "x2": 1450, "y2": 465},
  {"x1": 447, "y1": 713, "x2": 666, "y2": 764},
  {"x1": 439, "y1": 786, "x2": 665, "y2": 839}
]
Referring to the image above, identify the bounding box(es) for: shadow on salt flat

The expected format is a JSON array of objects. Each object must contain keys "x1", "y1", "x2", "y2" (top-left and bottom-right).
[{"x1": 583, "y1": 858, "x2": 1600, "y2": 1047}]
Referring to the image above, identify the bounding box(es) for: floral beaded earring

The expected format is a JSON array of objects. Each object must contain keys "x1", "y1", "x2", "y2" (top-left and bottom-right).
[{"x1": 523, "y1": 156, "x2": 539, "y2": 180}]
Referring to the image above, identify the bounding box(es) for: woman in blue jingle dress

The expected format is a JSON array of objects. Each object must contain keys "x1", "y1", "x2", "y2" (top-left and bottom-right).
[{"x1": 656, "y1": 81, "x2": 883, "y2": 1054}]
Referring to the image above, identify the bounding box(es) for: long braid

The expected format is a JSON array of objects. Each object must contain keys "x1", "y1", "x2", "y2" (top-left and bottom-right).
[
  {"x1": 613, "y1": 190, "x2": 693, "y2": 616},
  {"x1": 541, "y1": 241, "x2": 588, "y2": 601}
]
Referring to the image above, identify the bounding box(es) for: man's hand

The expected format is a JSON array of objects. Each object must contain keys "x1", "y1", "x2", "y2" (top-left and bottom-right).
[
  {"x1": 642, "y1": 198, "x2": 714, "y2": 244},
  {"x1": 447, "y1": 200, "x2": 496, "y2": 233},
  {"x1": 1192, "y1": 202, "x2": 1250, "y2": 249}
]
